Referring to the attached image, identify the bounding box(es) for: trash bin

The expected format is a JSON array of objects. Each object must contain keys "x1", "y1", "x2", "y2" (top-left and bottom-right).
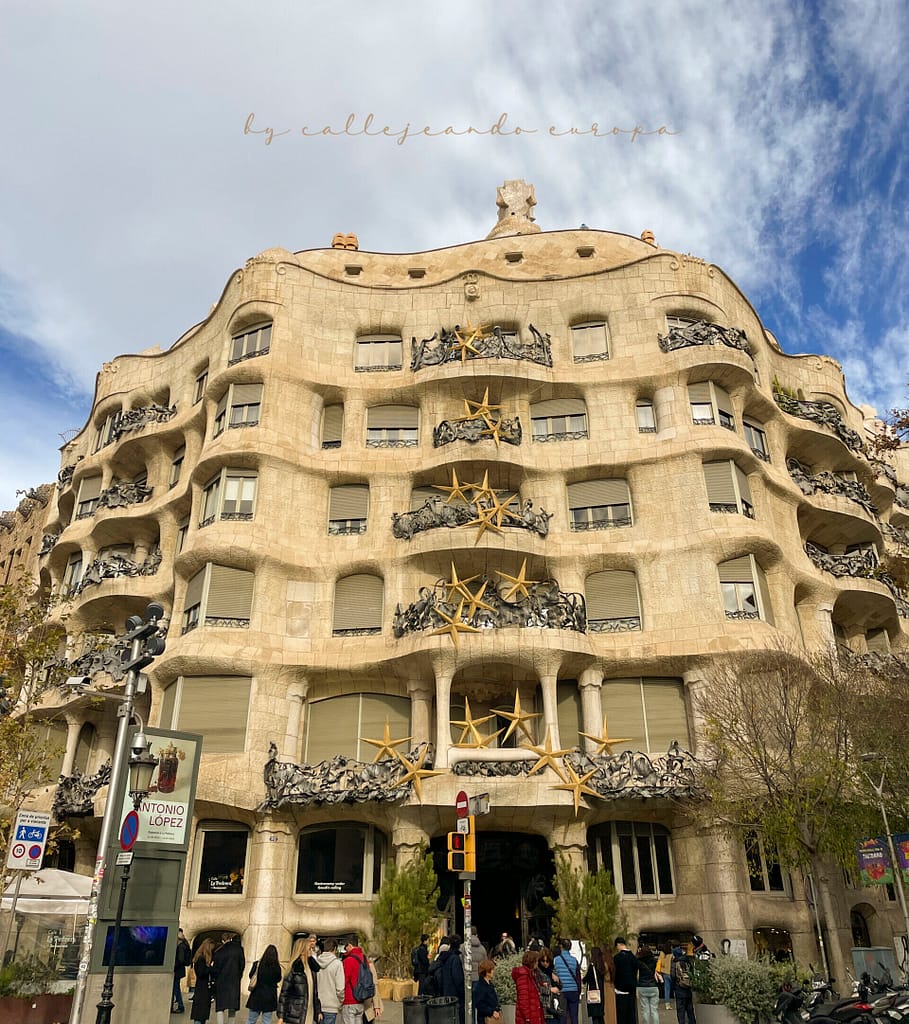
[
  {"x1": 404, "y1": 995, "x2": 431, "y2": 1024},
  {"x1": 427, "y1": 995, "x2": 459, "y2": 1024}
]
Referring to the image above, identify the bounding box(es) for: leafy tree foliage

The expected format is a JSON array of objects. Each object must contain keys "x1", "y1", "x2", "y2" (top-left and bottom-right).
[
  {"x1": 545, "y1": 853, "x2": 627, "y2": 954},
  {"x1": 370, "y1": 848, "x2": 439, "y2": 979}
]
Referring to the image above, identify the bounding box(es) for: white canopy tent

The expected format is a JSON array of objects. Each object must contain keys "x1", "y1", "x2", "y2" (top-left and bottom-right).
[{"x1": 1, "y1": 868, "x2": 91, "y2": 920}]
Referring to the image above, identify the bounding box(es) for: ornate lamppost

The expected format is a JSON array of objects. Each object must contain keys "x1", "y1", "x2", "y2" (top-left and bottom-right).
[{"x1": 94, "y1": 730, "x2": 157, "y2": 1024}]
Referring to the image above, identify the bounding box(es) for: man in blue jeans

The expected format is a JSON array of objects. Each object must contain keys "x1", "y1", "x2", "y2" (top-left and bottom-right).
[
  {"x1": 553, "y1": 939, "x2": 580, "y2": 1024},
  {"x1": 172, "y1": 928, "x2": 191, "y2": 1013}
]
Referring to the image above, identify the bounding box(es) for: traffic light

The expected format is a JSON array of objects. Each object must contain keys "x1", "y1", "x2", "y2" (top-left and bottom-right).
[
  {"x1": 121, "y1": 602, "x2": 167, "y2": 673},
  {"x1": 447, "y1": 830, "x2": 476, "y2": 873}
]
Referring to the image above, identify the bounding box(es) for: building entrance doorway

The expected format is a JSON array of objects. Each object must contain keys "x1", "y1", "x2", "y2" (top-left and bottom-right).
[{"x1": 431, "y1": 831, "x2": 556, "y2": 952}]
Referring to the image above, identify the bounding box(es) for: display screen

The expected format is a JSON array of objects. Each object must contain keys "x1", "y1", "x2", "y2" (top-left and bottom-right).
[{"x1": 101, "y1": 925, "x2": 169, "y2": 967}]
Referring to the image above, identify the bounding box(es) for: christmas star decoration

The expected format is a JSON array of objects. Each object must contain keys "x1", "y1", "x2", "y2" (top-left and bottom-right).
[
  {"x1": 361, "y1": 717, "x2": 412, "y2": 762},
  {"x1": 498, "y1": 690, "x2": 542, "y2": 744},
  {"x1": 487, "y1": 489, "x2": 519, "y2": 528},
  {"x1": 390, "y1": 745, "x2": 445, "y2": 802},
  {"x1": 467, "y1": 503, "x2": 503, "y2": 542},
  {"x1": 497, "y1": 559, "x2": 540, "y2": 602},
  {"x1": 451, "y1": 697, "x2": 502, "y2": 747},
  {"x1": 552, "y1": 762, "x2": 600, "y2": 815},
  {"x1": 435, "y1": 469, "x2": 474, "y2": 506},
  {"x1": 453, "y1": 321, "x2": 488, "y2": 364},
  {"x1": 430, "y1": 599, "x2": 481, "y2": 648},
  {"x1": 463, "y1": 387, "x2": 502, "y2": 428},
  {"x1": 461, "y1": 579, "x2": 495, "y2": 620},
  {"x1": 579, "y1": 715, "x2": 633, "y2": 756},
  {"x1": 466, "y1": 469, "x2": 493, "y2": 500},
  {"x1": 524, "y1": 726, "x2": 572, "y2": 781},
  {"x1": 444, "y1": 562, "x2": 480, "y2": 604}
]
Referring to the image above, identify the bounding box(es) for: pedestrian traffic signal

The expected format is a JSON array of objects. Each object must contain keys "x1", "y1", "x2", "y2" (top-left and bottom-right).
[{"x1": 447, "y1": 831, "x2": 475, "y2": 873}]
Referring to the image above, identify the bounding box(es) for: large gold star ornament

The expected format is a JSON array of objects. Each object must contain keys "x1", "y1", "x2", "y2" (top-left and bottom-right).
[
  {"x1": 524, "y1": 726, "x2": 572, "y2": 781},
  {"x1": 453, "y1": 321, "x2": 489, "y2": 364},
  {"x1": 435, "y1": 469, "x2": 474, "y2": 506},
  {"x1": 361, "y1": 717, "x2": 412, "y2": 762},
  {"x1": 444, "y1": 562, "x2": 480, "y2": 604},
  {"x1": 391, "y1": 746, "x2": 445, "y2": 802},
  {"x1": 451, "y1": 697, "x2": 502, "y2": 748},
  {"x1": 579, "y1": 715, "x2": 633, "y2": 756},
  {"x1": 497, "y1": 559, "x2": 540, "y2": 602},
  {"x1": 498, "y1": 691, "x2": 542, "y2": 744},
  {"x1": 552, "y1": 762, "x2": 600, "y2": 815},
  {"x1": 430, "y1": 600, "x2": 480, "y2": 648},
  {"x1": 463, "y1": 387, "x2": 502, "y2": 427}
]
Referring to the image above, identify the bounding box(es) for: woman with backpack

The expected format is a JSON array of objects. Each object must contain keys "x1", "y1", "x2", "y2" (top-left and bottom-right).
[{"x1": 671, "y1": 945, "x2": 696, "y2": 1024}]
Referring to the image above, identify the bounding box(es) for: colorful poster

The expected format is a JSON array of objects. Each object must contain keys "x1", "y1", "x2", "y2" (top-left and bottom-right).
[
  {"x1": 858, "y1": 836, "x2": 893, "y2": 885},
  {"x1": 894, "y1": 833, "x2": 909, "y2": 882},
  {"x1": 118, "y1": 729, "x2": 201, "y2": 849}
]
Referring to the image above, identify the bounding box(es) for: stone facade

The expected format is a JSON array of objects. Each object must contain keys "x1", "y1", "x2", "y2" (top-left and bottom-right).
[{"x1": 7, "y1": 183, "x2": 909, "y2": 976}]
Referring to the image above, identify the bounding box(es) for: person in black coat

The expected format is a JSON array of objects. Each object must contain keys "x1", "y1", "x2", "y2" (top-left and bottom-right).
[
  {"x1": 439, "y1": 935, "x2": 466, "y2": 1024},
  {"x1": 190, "y1": 939, "x2": 216, "y2": 1024},
  {"x1": 213, "y1": 931, "x2": 246, "y2": 1024},
  {"x1": 279, "y1": 936, "x2": 322, "y2": 1024},
  {"x1": 247, "y1": 944, "x2": 282, "y2": 1022},
  {"x1": 413, "y1": 934, "x2": 431, "y2": 992},
  {"x1": 471, "y1": 958, "x2": 501, "y2": 1024}
]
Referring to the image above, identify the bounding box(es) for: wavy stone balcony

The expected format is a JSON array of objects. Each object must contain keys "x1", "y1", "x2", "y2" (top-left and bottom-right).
[
  {"x1": 75, "y1": 547, "x2": 162, "y2": 595},
  {"x1": 74, "y1": 479, "x2": 153, "y2": 520},
  {"x1": 787, "y1": 459, "x2": 878, "y2": 517},
  {"x1": 773, "y1": 392, "x2": 864, "y2": 454},
  {"x1": 658, "y1": 320, "x2": 751, "y2": 357},
  {"x1": 98, "y1": 403, "x2": 178, "y2": 450},
  {"x1": 805, "y1": 541, "x2": 909, "y2": 617}
]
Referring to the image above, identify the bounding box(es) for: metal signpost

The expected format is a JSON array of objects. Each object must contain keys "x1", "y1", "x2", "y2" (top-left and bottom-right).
[{"x1": 2, "y1": 810, "x2": 52, "y2": 959}]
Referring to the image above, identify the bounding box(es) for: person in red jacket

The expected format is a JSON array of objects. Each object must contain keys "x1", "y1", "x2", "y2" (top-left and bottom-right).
[
  {"x1": 342, "y1": 939, "x2": 369, "y2": 1024},
  {"x1": 513, "y1": 951, "x2": 546, "y2": 1024}
]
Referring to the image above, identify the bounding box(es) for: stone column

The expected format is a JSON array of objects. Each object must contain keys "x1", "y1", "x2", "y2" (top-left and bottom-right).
[
  {"x1": 434, "y1": 667, "x2": 453, "y2": 769},
  {"x1": 392, "y1": 823, "x2": 432, "y2": 866},
  {"x1": 244, "y1": 812, "x2": 296, "y2": 959},
  {"x1": 133, "y1": 539, "x2": 150, "y2": 565},
  {"x1": 548, "y1": 820, "x2": 588, "y2": 871},
  {"x1": 538, "y1": 671, "x2": 560, "y2": 747},
  {"x1": 60, "y1": 715, "x2": 83, "y2": 776},
  {"x1": 578, "y1": 667, "x2": 604, "y2": 754},
  {"x1": 284, "y1": 677, "x2": 310, "y2": 760},
  {"x1": 683, "y1": 671, "x2": 706, "y2": 756},
  {"x1": 408, "y1": 680, "x2": 434, "y2": 747}
]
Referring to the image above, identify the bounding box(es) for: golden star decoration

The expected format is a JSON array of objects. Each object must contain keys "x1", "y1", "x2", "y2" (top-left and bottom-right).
[
  {"x1": 497, "y1": 690, "x2": 542, "y2": 745},
  {"x1": 466, "y1": 503, "x2": 503, "y2": 542},
  {"x1": 360, "y1": 717, "x2": 412, "y2": 762},
  {"x1": 430, "y1": 599, "x2": 481, "y2": 648},
  {"x1": 579, "y1": 715, "x2": 633, "y2": 756},
  {"x1": 452, "y1": 321, "x2": 489, "y2": 364},
  {"x1": 390, "y1": 745, "x2": 445, "y2": 802},
  {"x1": 467, "y1": 469, "x2": 492, "y2": 498},
  {"x1": 444, "y1": 562, "x2": 480, "y2": 604},
  {"x1": 434, "y1": 468, "x2": 474, "y2": 506},
  {"x1": 523, "y1": 726, "x2": 572, "y2": 781},
  {"x1": 486, "y1": 489, "x2": 520, "y2": 528},
  {"x1": 463, "y1": 387, "x2": 502, "y2": 428},
  {"x1": 496, "y1": 558, "x2": 540, "y2": 602},
  {"x1": 552, "y1": 762, "x2": 600, "y2": 815},
  {"x1": 461, "y1": 578, "x2": 495, "y2": 620},
  {"x1": 451, "y1": 697, "x2": 502, "y2": 748}
]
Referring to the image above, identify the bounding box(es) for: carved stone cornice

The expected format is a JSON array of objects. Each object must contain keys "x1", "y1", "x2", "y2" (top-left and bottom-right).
[
  {"x1": 658, "y1": 320, "x2": 750, "y2": 357},
  {"x1": 52, "y1": 760, "x2": 112, "y2": 819},
  {"x1": 774, "y1": 391, "x2": 865, "y2": 453},
  {"x1": 411, "y1": 323, "x2": 552, "y2": 371}
]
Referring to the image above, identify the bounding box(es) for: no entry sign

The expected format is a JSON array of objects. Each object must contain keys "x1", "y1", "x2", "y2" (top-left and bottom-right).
[{"x1": 455, "y1": 790, "x2": 469, "y2": 818}]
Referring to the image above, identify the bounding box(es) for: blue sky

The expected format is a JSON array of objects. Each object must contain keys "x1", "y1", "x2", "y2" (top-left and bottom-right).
[{"x1": 1, "y1": 0, "x2": 907, "y2": 511}]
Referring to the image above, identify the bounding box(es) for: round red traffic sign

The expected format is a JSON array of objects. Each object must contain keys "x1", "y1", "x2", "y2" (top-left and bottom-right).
[
  {"x1": 120, "y1": 810, "x2": 140, "y2": 851},
  {"x1": 455, "y1": 790, "x2": 469, "y2": 818}
]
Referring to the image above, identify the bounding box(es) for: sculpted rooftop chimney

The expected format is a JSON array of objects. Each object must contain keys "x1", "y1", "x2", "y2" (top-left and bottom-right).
[{"x1": 486, "y1": 179, "x2": 542, "y2": 239}]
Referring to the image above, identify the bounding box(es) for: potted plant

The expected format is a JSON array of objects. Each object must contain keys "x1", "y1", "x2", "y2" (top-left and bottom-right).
[
  {"x1": 491, "y1": 952, "x2": 523, "y2": 1024},
  {"x1": 0, "y1": 953, "x2": 74, "y2": 1024},
  {"x1": 691, "y1": 955, "x2": 800, "y2": 1024}
]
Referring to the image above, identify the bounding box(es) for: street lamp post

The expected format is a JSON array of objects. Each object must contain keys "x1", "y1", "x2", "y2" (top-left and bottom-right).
[
  {"x1": 68, "y1": 602, "x2": 166, "y2": 1024},
  {"x1": 859, "y1": 753, "x2": 909, "y2": 950},
  {"x1": 94, "y1": 733, "x2": 157, "y2": 1024}
]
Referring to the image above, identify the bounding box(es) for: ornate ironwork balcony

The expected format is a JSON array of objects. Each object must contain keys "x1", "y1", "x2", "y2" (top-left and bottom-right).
[
  {"x1": 332, "y1": 626, "x2": 382, "y2": 637},
  {"x1": 588, "y1": 617, "x2": 642, "y2": 632},
  {"x1": 75, "y1": 546, "x2": 162, "y2": 594},
  {"x1": 328, "y1": 519, "x2": 368, "y2": 536},
  {"x1": 100, "y1": 403, "x2": 177, "y2": 448},
  {"x1": 355, "y1": 363, "x2": 402, "y2": 373},
  {"x1": 411, "y1": 323, "x2": 552, "y2": 371},
  {"x1": 228, "y1": 346, "x2": 270, "y2": 366},
  {"x1": 773, "y1": 391, "x2": 864, "y2": 453},
  {"x1": 366, "y1": 438, "x2": 418, "y2": 448},
  {"x1": 53, "y1": 761, "x2": 112, "y2": 820},
  {"x1": 658, "y1": 320, "x2": 751, "y2": 356},
  {"x1": 532, "y1": 430, "x2": 589, "y2": 443},
  {"x1": 725, "y1": 609, "x2": 761, "y2": 620},
  {"x1": 787, "y1": 459, "x2": 877, "y2": 516},
  {"x1": 805, "y1": 540, "x2": 877, "y2": 578}
]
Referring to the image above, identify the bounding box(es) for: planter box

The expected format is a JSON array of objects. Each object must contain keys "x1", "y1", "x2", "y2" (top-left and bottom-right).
[
  {"x1": 694, "y1": 1003, "x2": 740, "y2": 1024},
  {"x1": 0, "y1": 993, "x2": 74, "y2": 1024}
]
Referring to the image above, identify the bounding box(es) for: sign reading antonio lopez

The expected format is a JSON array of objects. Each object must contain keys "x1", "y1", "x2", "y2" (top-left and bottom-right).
[{"x1": 119, "y1": 727, "x2": 202, "y2": 850}]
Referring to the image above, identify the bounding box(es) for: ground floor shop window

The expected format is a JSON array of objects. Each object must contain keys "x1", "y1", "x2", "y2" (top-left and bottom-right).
[
  {"x1": 296, "y1": 823, "x2": 385, "y2": 895},
  {"x1": 195, "y1": 824, "x2": 249, "y2": 895},
  {"x1": 587, "y1": 821, "x2": 674, "y2": 898},
  {"x1": 753, "y1": 926, "x2": 793, "y2": 960}
]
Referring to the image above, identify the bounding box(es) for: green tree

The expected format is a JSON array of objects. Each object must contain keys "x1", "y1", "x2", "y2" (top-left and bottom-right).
[
  {"x1": 370, "y1": 848, "x2": 439, "y2": 979},
  {"x1": 545, "y1": 853, "x2": 627, "y2": 955}
]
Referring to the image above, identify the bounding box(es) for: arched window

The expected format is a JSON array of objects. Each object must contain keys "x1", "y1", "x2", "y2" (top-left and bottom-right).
[
  {"x1": 356, "y1": 334, "x2": 403, "y2": 372},
  {"x1": 366, "y1": 406, "x2": 418, "y2": 447},
  {"x1": 322, "y1": 405, "x2": 344, "y2": 449},
  {"x1": 571, "y1": 321, "x2": 609, "y2": 362},
  {"x1": 213, "y1": 383, "x2": 262, "y2": 437},
  {"x1": 296, "y1": 822, "x2": 387, "y2": 895},
  {"x1": 569, "y1": 481, "x2": 632, "y2": 531},
  {"x1": 600, "y1": 678, "x2": 689, "y2": 752},
  {"x1": 703, "y1": 461, "x2": 754, "y2": 518},
  {"x1": 688, "y1": 382, "x2": 735, "y2": 430},
  {"x1": 181, "y1": 564, "x2": 254, "y2": 633},
  {"x1": 159, "y1": 676, "x2": 252, "y2": 753},
  {"x1": 329, "y1": 485, "x2": 369, "y2": 535},
  {"x1": 530, "y1": 399, "x2": 588, "y2": 442},
  {"x1": 229, "y1": 321, "x2": 272, "y2": 364}
]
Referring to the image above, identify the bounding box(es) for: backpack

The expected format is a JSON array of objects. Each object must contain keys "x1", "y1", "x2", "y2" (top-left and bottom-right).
[
  {"x1": 424, "y1": 957, "x2": 443, "y2": 997},
  {"x1": 177, "y1": 940, "x2": 192, "y2": 968},
  {"x1": 351, "y1": 953, "x2": 376, "y2": 1002},
  {"x1": 673, "y1": 958, "x2": 691, "y2": 990}
]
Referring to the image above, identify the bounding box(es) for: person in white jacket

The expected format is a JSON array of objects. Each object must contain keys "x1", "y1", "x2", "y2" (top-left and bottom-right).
[{"x1": 316, "y1": 939, "x2": 347, "y2": 1024}]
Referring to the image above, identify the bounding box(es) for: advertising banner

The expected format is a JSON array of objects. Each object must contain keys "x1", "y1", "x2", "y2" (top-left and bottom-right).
[
  {"x1": 858, "y1": 836, "x2": 893, "y2": 885},
  {"x1": 117, "y1": 727, "x2": 202, "y2": 850},
  {"x1": 893, "y1": 833, "x2": 909, "y2": 882}
]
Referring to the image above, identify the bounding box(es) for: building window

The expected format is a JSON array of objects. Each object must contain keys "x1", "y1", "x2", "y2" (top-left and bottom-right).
[
  {"x1": 365, "y1": 406, "x2": 419, "y2": 448},
  {"x1": 571, "y1": 321, "x2": 609, "y2": 362},
  {"x1": 743, "y1": 419, "x2": 770, "y2": 461},
  {"x1": 688, "y1": 382, "x2": 735, "y2": 430},
  {"x1": 181, "y1": 563, "x2": 254, "y2": 634},
  {"x1": 295, "y1": 823, "x2": 386, "y2": 895},
  {"x1": 719, "y1": 555, "x2": 774, "y2": 623},
  {"x1": 229, "y1": 322, "x2": 272, "y2": 365},
  {"x1": 530, "y1": 399, "x2": 588, "y2": 442},
  {"x1": 159, "y1": 675, "x2": 252, "y2": 753},
  {"x1": 322, "y1": 405, "x2": 344, "y2": 449},
  {"x1": 667, "y1": 315, "x2": 699, "y2": 331},
  {"x1": 568, "y1": 480, "x2": 632, "y2": 531},
  {"x1": 200, "y1": 469, "x2": 258, "y2": 526},
  {"x1": 75, "y1": 476, "x2": 103, "y2": 519},
  {"x1": 213, "y1": 383, "x2": 262, "y2": 437},
  {"x1": 588, "y1": 821, "x2": 674, "y2": 899},
  {"x1": 73, "y1": 723, "x2": 97, "y2": 774},
  {"x1": 744, "y1": 830, "x2": 789, "y2": 894},
  {"x1": 62, "y1": 552, "x2": 83, "y2": 596},
  {"x1": 92, "y1": 410, "x2": 121, "y2": 453},
  {"x1": 703, "y1": 461, "x2": 755, "y2": 518},
  {"x1": 557, "y1": 681, "x2": 581, "y2": 748},
  {"x1": 600, "y1": 678, "x2": 689, "y2": 752},
  {"x1": 636, "y1": 401, "x2": 657, "y2": 433},
  {"x1": 176, "y1": 517, "x2": 189, "y2": 555},
  {"x1": 332, "y1": 574, "x2": 383, "y2": 635},
  {"x1": 305, "y1": 693, "x2": 410, "y2": 762},
  {"x1": 355, "y1": 334, "x2": 403, "y2": 372},
  {"x1": 329, "y1": 485, "x2": 369, "y2": 535},
  {"x1": 170, "y1": 445, "x2": 185, "y2": 489},
  {"x1": 866, "y1": 627, "x2": 890, "y2": 654},
  {"x1": 585, "y1": 571, "x2": 642, "y2": 632},
  {"x1": 193, "y1": 367, "x2": 209, "y2": 404},
  {"x1": 195, "y1": 824, "x2": 250, "y2": 895}
]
